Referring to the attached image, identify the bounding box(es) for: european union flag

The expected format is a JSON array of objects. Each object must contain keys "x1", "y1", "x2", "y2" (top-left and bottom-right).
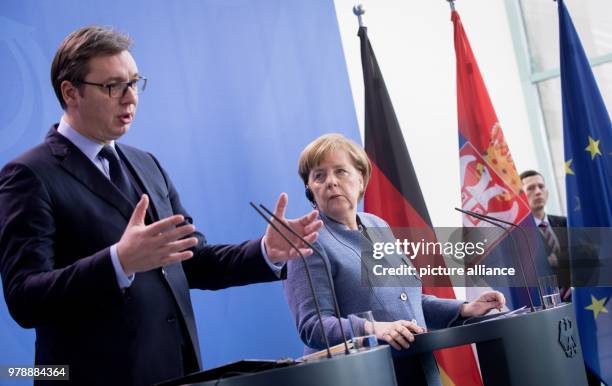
[{"x1": 559, "y1": 0, "x2": 612, "y2": 383}]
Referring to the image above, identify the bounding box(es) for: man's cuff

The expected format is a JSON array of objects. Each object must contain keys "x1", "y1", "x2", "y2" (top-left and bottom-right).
[
  {"x1": 261, "y1": 237, "x2": 285, "y2": 278},
  {"x1": 110, "y1": 244, "x2": 135, "y2": 289}
]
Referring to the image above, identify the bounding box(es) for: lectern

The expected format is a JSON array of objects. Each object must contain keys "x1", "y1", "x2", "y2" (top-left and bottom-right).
[
  {"x1": 157, "y1": 344, "x2": 397, "y2": 386},
  {"x1": 395, "y1": 303, "x2": 587, "y2": 386},
  {"x1": 160, "y1": 304, "x2": 587, "y2": 386}
]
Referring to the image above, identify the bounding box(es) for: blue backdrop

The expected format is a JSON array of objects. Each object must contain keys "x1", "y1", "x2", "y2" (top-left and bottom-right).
[{"x1": 0, "y1": 0, "x2": 360, "y2": 371}]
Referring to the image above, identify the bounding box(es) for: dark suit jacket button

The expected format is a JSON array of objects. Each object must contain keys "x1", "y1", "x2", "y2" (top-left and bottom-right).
[
  {"x1": 167, "y1": 316, "x2": 176, "y2": 323},
  {"x1": 122, "y1": 289, "x2": 132, "y2": 301}
]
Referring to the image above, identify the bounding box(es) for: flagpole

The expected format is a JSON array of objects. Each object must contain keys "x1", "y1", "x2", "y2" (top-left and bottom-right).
[
  {"x1": 352, "y1": 4, "x2": 366, "y2": 27},
  {"x1": 447, "y1": 0, "x2": 456, "y2": 11}
]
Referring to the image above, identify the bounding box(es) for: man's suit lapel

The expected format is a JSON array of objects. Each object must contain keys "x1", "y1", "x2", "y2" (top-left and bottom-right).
[
  {"x1": 46, "y1": 127, "x2": 134, "y2": 222},
  {"x1": 548, "y1": 214, "x2": 567, "y2": 229},
  {"x1": 548, "y1": 215, "x2": 568, "y2": 252},
  {"x1": 117, "y1": 143, "x2": 203, "y2": 368},
  {"x1": 115, "y1": 145, "x2": 159, "y2": 222}
]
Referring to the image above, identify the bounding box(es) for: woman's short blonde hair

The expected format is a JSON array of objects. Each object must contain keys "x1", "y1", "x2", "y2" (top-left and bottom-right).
[{"x1": 298, "y1": 134, "x2": 372, "y2": 198}]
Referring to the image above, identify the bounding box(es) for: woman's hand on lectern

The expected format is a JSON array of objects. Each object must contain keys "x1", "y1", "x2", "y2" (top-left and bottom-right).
[
  {"x1": 365, "y1": 319, "x2": 426, "y2": 350},
  {"x1": 460, "y1": 291, "x2": 506, "y2": 317}
]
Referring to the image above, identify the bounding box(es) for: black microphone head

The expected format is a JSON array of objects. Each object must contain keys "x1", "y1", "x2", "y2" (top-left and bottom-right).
[{"x1": 305, "y1": 186, "x2": 315, "y2": 204}]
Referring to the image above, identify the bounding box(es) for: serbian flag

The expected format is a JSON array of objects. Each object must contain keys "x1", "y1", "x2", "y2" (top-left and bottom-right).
[
  {"x1": 452, "y1": 9, "x2": 530, "y2": 230},
  {"x1": 359, "y1": 26, "x2": 482, "y2": 386},
  {"x1": 451, "y1": 10, "x2": 544, "y2": 309}
]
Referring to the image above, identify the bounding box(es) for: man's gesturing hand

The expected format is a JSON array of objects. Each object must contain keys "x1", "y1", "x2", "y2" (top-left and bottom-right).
[
  {"x1": 117, "y1": 195, "x2": 199, "y2": 276},
  {"x1": 263, "y1": 193, "x2": 322, "y2": 263}
]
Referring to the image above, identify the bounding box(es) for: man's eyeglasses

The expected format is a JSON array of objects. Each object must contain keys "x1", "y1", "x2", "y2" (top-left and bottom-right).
[{"x1": 78, "y1": 76, "x2": 147, "y2": 98}]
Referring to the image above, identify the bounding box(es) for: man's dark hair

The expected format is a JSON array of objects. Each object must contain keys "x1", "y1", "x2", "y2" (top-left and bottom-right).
[
  {"x1": 51, "y1": 26, "x2": 132, "y2": 109},
  {"x1": 519, "y1": 169, "x2": 544, "y2": 181}
]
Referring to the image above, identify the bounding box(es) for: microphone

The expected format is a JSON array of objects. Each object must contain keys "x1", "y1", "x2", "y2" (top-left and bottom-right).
[
  {"x1": 259, "y1": 204, "x2": 351, "y2": 356},
  {"x1": 249, "y1": 202, "x2": 333, "y2": 358},
  {"x1": 455, "y1": 207, "x2": 539, "y2": 312},
  {"x1": 455, "y1": 208, "x2": 545, "y2": 309}
]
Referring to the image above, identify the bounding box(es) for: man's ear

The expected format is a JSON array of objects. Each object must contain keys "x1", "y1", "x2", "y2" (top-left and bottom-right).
[{"x1": 61, "y1": 80, "x2": 80, "y2": 108}]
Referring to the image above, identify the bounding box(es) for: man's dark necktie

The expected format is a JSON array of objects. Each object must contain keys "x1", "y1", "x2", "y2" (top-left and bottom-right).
[{"x1": 98, "y1": 145, "x2": 139, "y2": 204}]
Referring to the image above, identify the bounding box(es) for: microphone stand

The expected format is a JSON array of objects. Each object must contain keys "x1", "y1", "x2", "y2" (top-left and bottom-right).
[
  {"x1": 250, "y1": 203, "x2": 333, "y2": 358},
  {"x1": 455, "y1": 208, "x2": 538, "y2": 312},
  {"x1": 259, "y1": 204, "x2": 351, "y2": 356},
  {"x1": 455, "y1": 208, "x2": 545, "y2": 309}
]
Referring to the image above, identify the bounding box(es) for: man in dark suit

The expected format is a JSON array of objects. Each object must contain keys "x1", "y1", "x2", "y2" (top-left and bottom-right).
[
  {"x1": 520, "y1": 170, "x2": 570, "y2": 295},
  {"x1": 0, "y1": 26, "x2": 321, "y2": 385}
]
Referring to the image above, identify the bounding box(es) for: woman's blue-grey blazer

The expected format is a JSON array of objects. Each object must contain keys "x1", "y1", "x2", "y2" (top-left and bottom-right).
[{"x1": 284, "y1": 212, "x2": 464, "y2": 386}]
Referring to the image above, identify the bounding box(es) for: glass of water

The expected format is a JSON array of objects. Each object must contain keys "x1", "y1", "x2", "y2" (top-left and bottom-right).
[
  {"x1": 348, "y1": 311, "x2": 378, "y2": 350},
  {"x1": 539, "y1": 275, "x2": 562, "y2": 308}
]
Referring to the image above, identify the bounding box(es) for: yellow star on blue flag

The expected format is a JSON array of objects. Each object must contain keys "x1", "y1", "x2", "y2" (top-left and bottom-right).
[
  {"x1": 584, "y1": 136, "x2": 602, "y2": 160},
  {"x1": 564, "y1": 159, "x2": 575, "y2": 175},
  {"x1": 585, "y1": 295, "x2": 609, "y2": 319}
]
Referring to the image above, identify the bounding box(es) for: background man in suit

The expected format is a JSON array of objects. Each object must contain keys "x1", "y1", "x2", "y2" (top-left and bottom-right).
[
  {"x1": 520, "y1": 170, "x2": 570, "y2": 296},
  {"x1": 0, "y1": 25, "x2": 321, "y2": 385}
]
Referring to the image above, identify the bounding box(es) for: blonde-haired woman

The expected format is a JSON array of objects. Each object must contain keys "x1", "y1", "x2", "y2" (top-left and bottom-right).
[{"x1": 284, "y1": 133, "x2": 504, "y2": 386}]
